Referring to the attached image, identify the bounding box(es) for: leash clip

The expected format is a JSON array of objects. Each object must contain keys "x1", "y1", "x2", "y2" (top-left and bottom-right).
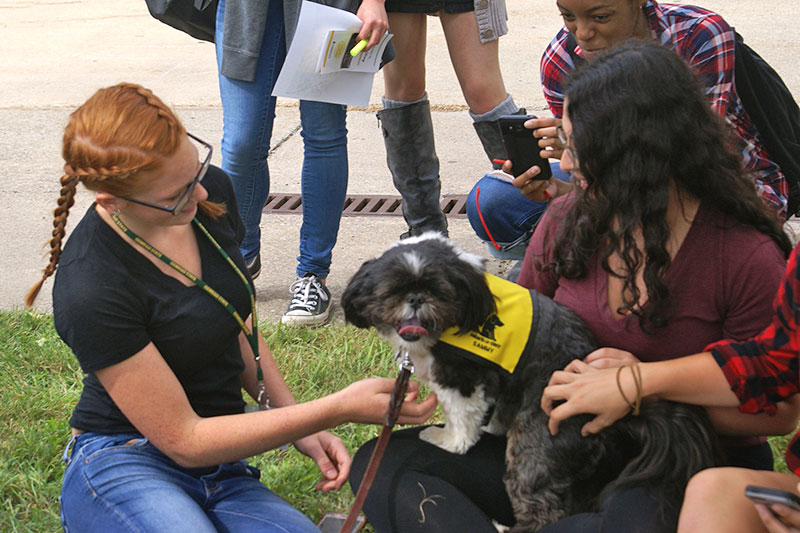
[
  {"x1": 257, "y1": 381, "x2": 270, "y2": 410},
  {"x1": 398, "y1": 348, "x2": 415, "y2": 374},
  {"x1": 386, "y1": 349, "x2": 414, "y2": 427}
]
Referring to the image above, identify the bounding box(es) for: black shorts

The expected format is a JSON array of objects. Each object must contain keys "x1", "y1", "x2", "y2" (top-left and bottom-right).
[{"x1": 384, "y1": 0, "x2": 474, "y2": 14}]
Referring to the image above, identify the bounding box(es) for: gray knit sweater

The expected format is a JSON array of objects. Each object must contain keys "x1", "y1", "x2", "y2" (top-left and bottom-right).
[{"x1": 219, "y1": 0, "x2": 359, "y2": 82}]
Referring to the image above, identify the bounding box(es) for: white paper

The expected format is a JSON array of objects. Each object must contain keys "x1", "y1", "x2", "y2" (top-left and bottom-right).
[{"x1": 272, "y1": 1, "x2": 384, "y2": 107}]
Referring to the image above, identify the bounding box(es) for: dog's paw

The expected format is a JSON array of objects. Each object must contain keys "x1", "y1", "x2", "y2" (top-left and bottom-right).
[{"x1": 419, "y1": 426, "x2": 472, "y2": 454}]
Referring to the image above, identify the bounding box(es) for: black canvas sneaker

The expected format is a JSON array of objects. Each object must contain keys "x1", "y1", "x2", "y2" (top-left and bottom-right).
[{"x1": 281, "y1": 273, "x2": 331, "y2": 326}]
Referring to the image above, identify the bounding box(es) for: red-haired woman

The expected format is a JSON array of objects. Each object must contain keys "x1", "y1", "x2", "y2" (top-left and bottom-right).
[{"x1": 27, "y1": 83, "x2": 436, "y2": 532}]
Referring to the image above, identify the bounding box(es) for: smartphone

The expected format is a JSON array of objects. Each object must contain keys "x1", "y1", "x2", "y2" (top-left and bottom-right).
[
  {"x1": 317, "y1": 513, "x2": 367, "y2": 533},
  {"x1": 745, "y1": 485, "x2": 800, "y2": 511},
  {"x1": 498, "y1": 115, "x2": 553, "y2": 179}
]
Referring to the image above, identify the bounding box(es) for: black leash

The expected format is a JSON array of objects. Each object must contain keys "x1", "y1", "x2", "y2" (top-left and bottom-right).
[{"x1": 339, "y1": 349, "x2": 415, "y2": 533}]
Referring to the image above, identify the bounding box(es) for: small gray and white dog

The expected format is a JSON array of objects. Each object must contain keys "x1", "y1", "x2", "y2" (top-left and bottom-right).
[{"x1": 342, "y1": 233, "x2": 722, "y2": 531}]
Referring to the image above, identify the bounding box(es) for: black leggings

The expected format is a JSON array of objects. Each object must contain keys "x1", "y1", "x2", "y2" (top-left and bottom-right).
[
  {"x1": 349, "y1": 426, "x2": 511, "y2": 532},
  {"x1": 349, "y1": 426, "x2": 775, "y2": 533},
  {"x1": 384, "y1": 0, "x2": 473, "y2": 14}
]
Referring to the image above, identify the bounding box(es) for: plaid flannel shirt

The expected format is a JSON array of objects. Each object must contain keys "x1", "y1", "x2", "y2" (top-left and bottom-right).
[
  {"x1": 708, "y1": 244, "x2": 800, "y2": 475},
  {"x1": 540, "y1": 1, "x2": 788, "y2": 218}
]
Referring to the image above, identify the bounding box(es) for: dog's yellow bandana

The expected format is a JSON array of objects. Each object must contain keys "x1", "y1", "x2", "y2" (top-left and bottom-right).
[{"x1": 437, "y1": 273, "x2": 534, "y2": 375}]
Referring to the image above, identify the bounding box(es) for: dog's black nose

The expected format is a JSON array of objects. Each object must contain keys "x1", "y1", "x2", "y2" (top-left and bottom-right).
[{"x1": 407, "y1": 294, "x2": 425, "y2": 308}]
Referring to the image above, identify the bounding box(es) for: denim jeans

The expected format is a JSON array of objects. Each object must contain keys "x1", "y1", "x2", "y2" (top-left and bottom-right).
[
  {"x1": 215, "y1": 0, "x2": 348, "y2": 279},
  {"x1": 296, "y1": 100, "x2": 348, "y2": 279},
  {"x1": 466, "y1": 162, "x2": 570, "y2": 259},
  {"x1": 60, "y1": 432, "x2": 318, "y2": 533}
]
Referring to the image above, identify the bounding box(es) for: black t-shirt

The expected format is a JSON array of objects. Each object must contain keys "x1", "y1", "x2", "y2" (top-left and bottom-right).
[{"x1": 54, "y1": 166, "x2": 253, "y2": 434}]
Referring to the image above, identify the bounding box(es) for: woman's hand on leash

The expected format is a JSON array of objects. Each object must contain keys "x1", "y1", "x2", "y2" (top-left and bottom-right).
[
  {"x1": 342, "y1": 378, "x2": 438, "y2": 426},
  {"x1": 541, "y1": 359, "x2": 634, "y2": 436},
  {"x1": 393, "y1": 380, "x2": 439, "y2": 425},
  {"x1": 294, "y1": 431, "x2": 351, "y2": 492},
  {"x1": 584, "y1": 348, "x2": 640, "y2": 369}
]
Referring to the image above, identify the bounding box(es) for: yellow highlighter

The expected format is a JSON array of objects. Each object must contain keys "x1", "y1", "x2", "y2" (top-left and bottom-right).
[{"x1": 350, "y1": 38, "x2": 368, "y2": 56}]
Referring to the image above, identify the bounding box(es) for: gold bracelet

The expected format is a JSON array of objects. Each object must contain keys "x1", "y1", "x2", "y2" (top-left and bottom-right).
[{"x1": 615, "y1": 363, "x2": 643, "y2": 415}]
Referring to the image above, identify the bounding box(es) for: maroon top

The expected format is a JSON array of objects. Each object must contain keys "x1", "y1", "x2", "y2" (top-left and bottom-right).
[{"x1": 518, "y1": 194, "x2": 786, "y2": 361}]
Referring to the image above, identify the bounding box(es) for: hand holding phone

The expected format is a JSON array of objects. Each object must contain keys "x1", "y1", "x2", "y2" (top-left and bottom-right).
[
  {"x1": 498, "y1": 115, "x2": 553, "y2": 180},
  {"x1": 745, "y1": 485, "x2": 800, "y2": 511}
]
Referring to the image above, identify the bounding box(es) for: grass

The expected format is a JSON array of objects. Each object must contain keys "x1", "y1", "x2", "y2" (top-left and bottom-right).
[
  {"x1": 0, "y1": 309, "x2": 793, "y2": 530},
  {"x1": 0, "y1": 309, "x2": 419, "y2": 531}
]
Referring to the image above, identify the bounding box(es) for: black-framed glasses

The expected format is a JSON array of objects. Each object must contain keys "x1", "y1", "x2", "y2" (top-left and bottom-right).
[
  {"x1": 556, "y1": 126, "x2": 579, "y2": 167},
  {"x1": 117, "y1": 133, "x2": 213, "y2": 216}
]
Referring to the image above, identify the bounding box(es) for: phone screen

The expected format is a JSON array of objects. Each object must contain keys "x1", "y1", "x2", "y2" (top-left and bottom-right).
[{"x1": 498, "y1": 115, "x2": 552, "y2": 179}]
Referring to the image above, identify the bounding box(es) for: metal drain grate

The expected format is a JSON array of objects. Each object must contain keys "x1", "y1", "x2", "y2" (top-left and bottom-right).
[{"x1": 263, "y1": 193, "x2": 468, "y2": 218}]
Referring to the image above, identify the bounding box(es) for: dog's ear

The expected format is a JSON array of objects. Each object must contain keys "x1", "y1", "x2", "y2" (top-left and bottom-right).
[
  {"x1": 453, "y1": 262, "x2": 496, "y2": 335},
  {"x1": 341, "y1": 259, "x2": 379, "y2": 329}
]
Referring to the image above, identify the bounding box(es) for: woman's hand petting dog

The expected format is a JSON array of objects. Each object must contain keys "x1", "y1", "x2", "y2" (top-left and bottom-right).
[
  {"x1": 336, "y1": 378, "x2": 438, "y2": 426},
  {"x1": 541, "y1": 359, "x2": 638, "y2": 437},
  {"x1": 584, "y1": 347, "x2": 640, "y2": 369}
]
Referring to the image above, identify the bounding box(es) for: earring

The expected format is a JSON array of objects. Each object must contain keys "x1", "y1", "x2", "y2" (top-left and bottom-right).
[{"x1": 113, "y1": 209, "x2": 121, "y2": 217}]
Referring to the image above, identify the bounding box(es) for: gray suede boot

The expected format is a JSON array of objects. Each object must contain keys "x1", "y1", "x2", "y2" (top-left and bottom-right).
[
  {"x1": 473, "y1": 107, "x2": 527, "y2": 169},
  {"x1": 377, "y1": 100, "x2": 448, "y2": 238}
]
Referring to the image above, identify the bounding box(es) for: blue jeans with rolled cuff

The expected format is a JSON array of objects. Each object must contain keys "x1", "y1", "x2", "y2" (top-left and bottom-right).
[
  {"x1": 59, "y1": 432, "x2": 318, "y2": 533},
  {"x1": 215, "y1": 0, "x2": 348, "y2": 279},
  {"x1": 467, "y1": 162, "x2": 570, "y2": 260}
]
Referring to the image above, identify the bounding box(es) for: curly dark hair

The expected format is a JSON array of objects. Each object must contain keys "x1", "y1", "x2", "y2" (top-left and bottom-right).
[{"x1": 546, "y1": 40, "x2": 791, "y2": 332}]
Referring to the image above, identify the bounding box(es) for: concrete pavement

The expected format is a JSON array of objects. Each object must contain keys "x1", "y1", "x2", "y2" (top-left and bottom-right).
[{"x1": 2, "y1": 0, "x2": 799, "y2": 323}]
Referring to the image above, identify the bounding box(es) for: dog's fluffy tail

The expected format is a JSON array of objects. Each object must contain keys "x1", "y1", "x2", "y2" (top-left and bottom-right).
[{"x1": 602, "y1": 401, "x2": 724, "y2": 522}]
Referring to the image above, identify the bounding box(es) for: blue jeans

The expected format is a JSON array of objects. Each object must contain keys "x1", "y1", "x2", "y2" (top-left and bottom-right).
[
  {"x1": 297, "y1": 101, "x2": 348, "y2": 279},
  {"x1": 215, "y1": 0, "x2": 348, "y2": 279},
  {"x1": 60, "y1": 432, "x2": 318, "y2": 533},
  {"x1": 466, "y1": 162, "x2": 570, "y2": 260}
]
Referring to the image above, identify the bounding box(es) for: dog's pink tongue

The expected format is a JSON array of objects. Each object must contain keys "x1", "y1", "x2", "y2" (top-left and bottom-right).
[{"x1": 397, "y1": 319, "x2": 429, "y2": 339}]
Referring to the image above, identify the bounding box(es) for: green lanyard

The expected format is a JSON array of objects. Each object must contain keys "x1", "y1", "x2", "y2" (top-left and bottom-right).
[{"x1": 111, "y1": 213, "x2": 270, "y2": 409}]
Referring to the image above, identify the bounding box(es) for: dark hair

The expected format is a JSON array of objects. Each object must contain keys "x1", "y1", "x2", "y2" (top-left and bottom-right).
[{"x1": 546, "y1": 40, "x2": 791, "y2": 331}]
